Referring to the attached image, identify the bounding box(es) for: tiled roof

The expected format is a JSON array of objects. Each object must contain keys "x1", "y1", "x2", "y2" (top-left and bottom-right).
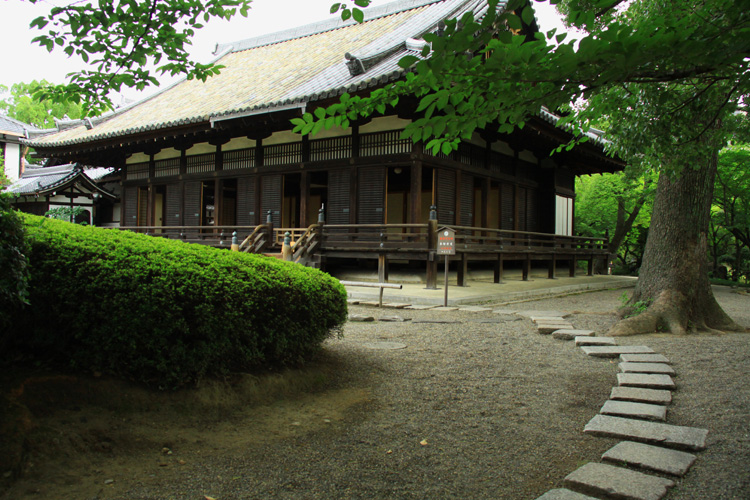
[
  {"x1": 6, "y1": 164, "x2": 115, "y2": 196},
  {"x1": 29, "y1": 0, "x2": 508, "y2": 148},
  {"x1": 0, "y1": 115, "x2": 41, "y2": 137}
]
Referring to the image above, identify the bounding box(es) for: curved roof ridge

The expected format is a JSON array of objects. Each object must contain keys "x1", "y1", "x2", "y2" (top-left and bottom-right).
[{"x1": 216, "y1": 0, "x2": 445, "y2": 54}]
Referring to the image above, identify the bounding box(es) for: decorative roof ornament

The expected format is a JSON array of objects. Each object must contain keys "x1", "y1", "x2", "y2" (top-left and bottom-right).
[{"x1": 345, "y1": 52, "x2": 366, "y2": 76}]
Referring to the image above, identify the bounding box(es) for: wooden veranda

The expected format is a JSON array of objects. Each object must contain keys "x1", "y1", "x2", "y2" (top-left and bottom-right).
[{"x1": 122, "y1": 208, "x2": 609, "y2": 288}]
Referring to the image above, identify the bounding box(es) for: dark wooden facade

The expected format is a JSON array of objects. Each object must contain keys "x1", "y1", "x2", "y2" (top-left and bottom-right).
[{"x1": 115, "y1": 113, "x2": 616, "y2": 241}]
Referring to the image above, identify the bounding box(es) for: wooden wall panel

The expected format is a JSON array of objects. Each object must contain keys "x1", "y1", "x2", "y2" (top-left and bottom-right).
[
  {"x1": 165, "y1": 183, "x2": 181, "y2": 226},
  {"x1": 460, "y1": 174, "x2": 474, "y2": 227},
  {"x1": 261, "y1": 174, "x2": 282, "y2": 227},
  {"x1": 357, "y1": 167, "x2": 385, "y2": 224},
  {"x1": 328, "y1": 169, "x2": 351, "y2": 225},
  {"x1": 500, "y1": 182, "x2": 514, "y2": 231},
  {"x1": 436, "y1": 169, "x2": 456, "y2": 225},
  {"x1": 237, "y1": 176, "x2": 257, "y2": 226},
  {"x1": 184, "y1": 181, "x2": 201, "y2": 227},
  {"x1": 123, "y1": 186, "x2": 138, "y2": 227}
]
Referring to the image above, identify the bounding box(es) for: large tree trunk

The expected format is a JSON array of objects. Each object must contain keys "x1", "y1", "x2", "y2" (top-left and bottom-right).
[{"x1": 609, "y1": 149, "x2": 745, "y2": 336}]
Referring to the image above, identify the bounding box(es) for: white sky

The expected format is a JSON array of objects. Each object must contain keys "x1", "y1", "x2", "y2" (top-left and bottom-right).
[{"x1": 0, "y1": 0, "x2": 567, "y2": 105}]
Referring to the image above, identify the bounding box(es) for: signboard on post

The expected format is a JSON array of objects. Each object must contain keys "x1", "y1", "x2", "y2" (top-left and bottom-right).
[
  {"x1": 437, "y1": 228, "x2": 456, "y2": 255},
  {"x1": 436, "y1": 227, "x2": 455, "y2": 306}
]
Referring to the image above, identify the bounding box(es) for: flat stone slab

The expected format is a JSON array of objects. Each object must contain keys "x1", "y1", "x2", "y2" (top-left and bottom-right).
[
  {"x1": 377, "y1": 316, "x2": 410, "y2": 322},
  {"x1": 538, "y1": 324, "x2": 574, "y2": 334},
  {"x1": 575, "y1": 336, "x2": 617, "y2": 346},
  {"x1": 516, "y1": 310, "x2": 570, "y2": 318},
  {"x1": 412, "y1": 320, "x2": 462, "y2": 324},
  {"x1": 553, "y1": 329, "x2": 595, "y2": 340},
  {"x1": 610, "y1": 387, "x2": 672, "y2": 405},
  {"x1": 349, "y1": 314, "x2": 375, "y2": 322},
  {"x1": 581, "y1": 345, "x2": 655, "y2": 358},
  {"x1": 530, "y1": 316, "x2": 567, "y2": 323},
  {"x1": 620, "y1": 354, "x2": 671, "y2": 364},
  {"x1": 347, "y1": 299, "x2": 360, "y2": 305},
  {"x1": 361, "y1": 341, "x2": 407, "y2": 350},
  {"x1": 404, "y1": 305, "x2": 437, "y2": 310},
  {"x1": 602, "y1": 441, "x2": 697, "y2": 477},
  {"x1": 584, "y1": 414, "x2": 708, "y2": 451},
  {"x1": 601, "y1": 400, "x2": 667, "y2": 421},
  {"x1": 535, "y1": 488, "x2": 600, "y2": 500},
  {"x1": 431, "y1": 306, "x2": 459, "y2": 312},
  {"x1": 382, "y1": 303, "x2": 408, "y2": 309},
  {"x1": 618, "y1": 373, "x2": 675, "y2": 390},
  {"x1": 564, "y1": 462, "x2": 674, "y2": 500},
  {"x1": 459, "y1": 306, "x2": 492, "y2": 312},
  {"x1": 359, "y1": 301, "x2": 383, "y2": 307},
  {"x1": 620, "y1": 362, "x2": 675, "y2": 375}
]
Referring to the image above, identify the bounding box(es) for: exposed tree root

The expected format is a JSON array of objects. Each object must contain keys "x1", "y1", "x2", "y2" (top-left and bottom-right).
[{"x1": 608, "y1": 289, "x2": 746, "y2": 336}]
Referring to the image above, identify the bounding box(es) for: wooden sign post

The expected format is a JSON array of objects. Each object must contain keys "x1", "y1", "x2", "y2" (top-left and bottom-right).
[{"x1": 436, "y1": 227, "x2": 456, "y2": 307}]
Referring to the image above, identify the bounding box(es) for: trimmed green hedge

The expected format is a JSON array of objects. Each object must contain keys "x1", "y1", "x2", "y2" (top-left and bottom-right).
[{"x1": 9, "y1": 215, "x2": 347, "y2": 388}]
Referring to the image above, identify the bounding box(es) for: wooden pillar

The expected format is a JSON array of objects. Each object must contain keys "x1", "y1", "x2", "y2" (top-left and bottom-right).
[
  {"x1": 426, "y1": 216, "x2": 438, "y2": 289},
  {"x1": 587, "y1": 256, "x2": 595, "y2": 276},
  {"x1": 548, "y1": 254, "x2": 557, "y2": 279},
  {"x1": 494, "y1": 254, "x2": 504, "y2": 283},
  {"x1": 523, "y1": 255, "x2": 531, "y2": 281},
  {"x1": 300, "y1": 170, "x2": 309, "y2": 227},
  {"x1": 457, "y1": 253, "x2": 468, "y2": 287},
  {"x1": 569, "y1": 258, "x2": 577, "y2": 277},
  {"x1": 410, "y1": 161, "x2": 422, "y2": 224}
]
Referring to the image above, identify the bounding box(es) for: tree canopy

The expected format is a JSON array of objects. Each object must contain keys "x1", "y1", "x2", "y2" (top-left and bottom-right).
[{"x1": 0, "y1": 80, "x2": 82, "y2": 128}]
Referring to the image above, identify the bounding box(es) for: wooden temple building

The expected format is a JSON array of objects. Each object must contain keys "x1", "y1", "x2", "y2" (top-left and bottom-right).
[{"x1": 26, "y1": 0, "x2": 623, "y2": 285}]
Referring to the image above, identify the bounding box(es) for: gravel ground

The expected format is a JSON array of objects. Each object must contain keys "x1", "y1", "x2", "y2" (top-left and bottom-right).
[{"x1": 4, "y1": 287, "x2": 749, "y2": 500}]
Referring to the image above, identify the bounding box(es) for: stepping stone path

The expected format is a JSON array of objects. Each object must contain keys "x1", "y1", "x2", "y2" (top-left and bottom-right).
[
  {"x1": 610, "y1": 387, "x2": 672, "y2": 405},
  {"x1": 552, "y1": 329, "x2": 594, "y2": 340},
  {"x1": 602, "y1": 441, "x2": 697, "y2": 477},
  {"x1": 535, "y1": 311, "x2": 709, "y2": 500},
  {"x1": 580, "y1": 345, "x2": 655, "y2": 358},
  {"x1": 617, "y1": 373, "x2": 676, "y2": 390},
  {"x1": 619, "y1": 362, "x2": 675, "y2": 375},
  {"x1": 563, "y1": 462, "x2": 675, "y2": 500},
  {"x1": 620, "y1": 353, "x2": 671, "y2": 364},
  {"x1": 575, "y1": 336, "x2": 617, "y2": 346},
  {"x1": 348, "y1": 302, "x2": 710, "y2": 500},
  {"x1": 600, "y1": 400, "x2": 667, "y2": 421}
]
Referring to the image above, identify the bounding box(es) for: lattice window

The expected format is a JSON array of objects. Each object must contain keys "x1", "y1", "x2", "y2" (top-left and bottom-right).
[
  {"x1": 224, "y1": 148, "x2": 255, "y2": 170},
  {"x1": 264, "y1": 142, "x2": 302, "y2": 166},
  {"x1": 457, "y1": 143, "x2": 485, "y2": 168},
  {"x1": 360, "y1": 130, "x2": 411, "y2": 157},
  {"x1": 154, "y1": 158, "x2": 180, "y2": 178},
  {"x1": 186, "y1": 152, "x2": 216, "y2": 174},
  {"x1": 489, "y1": 151, "x2": 514, "y2": 176},
  {"x1": 310, "y1": 136, "x2": 352, "y2": 162},
  {"x1": 126, "y1": 162, "x2": 149, "y2": 180}
]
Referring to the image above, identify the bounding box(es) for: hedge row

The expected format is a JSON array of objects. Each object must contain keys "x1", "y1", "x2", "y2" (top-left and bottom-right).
[{"x1": 9, "y1": 215, "x2": 348, "y2": 388}]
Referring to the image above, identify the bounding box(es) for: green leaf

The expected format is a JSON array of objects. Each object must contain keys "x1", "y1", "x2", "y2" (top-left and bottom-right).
[
  {"x1": 330, "y1": 3, "x2": 341, "y2": 14},
  {"x1": 352, "y1": 8, "x2": 364, "y2": 24},
  {"x1": 398, "y1": 55, "x2": 419, "y2": 68}
]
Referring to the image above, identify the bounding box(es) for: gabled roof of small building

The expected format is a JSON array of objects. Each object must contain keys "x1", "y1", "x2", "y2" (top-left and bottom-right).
[
  {"x1": 0, "y1": 115, "x2": 43, "y2": 141},
  {"x1": 28, "y1": 0, "x2": 509, "y2": 149},
  {"x1": 6, "y1": 163, "x2": 116, "y2": 199}
]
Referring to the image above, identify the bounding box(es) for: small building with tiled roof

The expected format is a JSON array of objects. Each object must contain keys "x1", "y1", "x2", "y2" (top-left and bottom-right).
[
  {"x1": 24, "y1": 0, "x2": 622, "y2": 276},
  {"x1": 6, "y1": 163, "x2": 118, "y2": 225},
  {"x1": 0, "y1": 115, "x2": 43, "y2": 182}
]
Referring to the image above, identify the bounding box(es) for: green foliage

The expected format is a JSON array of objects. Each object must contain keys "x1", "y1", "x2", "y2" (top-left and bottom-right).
[
  {"x1": 8, "y1": 215, "x2": 348, "y2": 388},
  {"x1": 27, "y1": 0, "x2": 251, "y2": 115},
  {"x1": 300, "y1": 0, "x2": 749, "y2": 168},
  {"x1": 619, "y1": 292, "x2": 651, "y2": 318},
  {"x1": 0, "y1": 80, "x2": 82, "y2": 128},
  {"x1": 45, "y1": 206, "x2": 88, "y2": 224},
  {"x1": 330, "y1": 0, "x2": 371, "y2": 24},
  {"x1": 710, "y1": 142, "x2": 750, "y2": 281},
  {"x1": 0, "y1": 193, "x2": 29, "y2": 342},
  {"x1": 575, "y1": 171, "x2": 654, "y2": 273}
]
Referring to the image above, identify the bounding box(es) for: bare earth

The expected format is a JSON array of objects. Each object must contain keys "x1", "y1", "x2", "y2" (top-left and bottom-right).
[{"x1": 2, "y1": 287, "x2": 749, "y2": 500}]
